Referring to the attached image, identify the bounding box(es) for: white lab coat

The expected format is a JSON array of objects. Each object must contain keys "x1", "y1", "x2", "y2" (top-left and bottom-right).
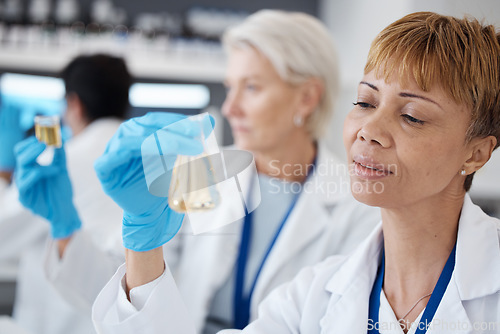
[
  {"x1": 0, "y1": 170, "x2": 48, "y2": 280},
  {"x1": 94, "y1": 194, "x2": 500, "y2": 334},
  {"x1": 92, "y1": 143, "x2": 382, "y2": 333},
  {"x1": 0, "y1": 118, "x2": 124, "y2": 334}
]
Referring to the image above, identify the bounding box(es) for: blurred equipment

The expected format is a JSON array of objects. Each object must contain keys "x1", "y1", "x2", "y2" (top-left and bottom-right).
[
  {"x1": 54, "y1": 0, "x2": 80, "y2": 25},
  {"x1": 28, "y1": 0, "x2": 51, "y2": 24}
]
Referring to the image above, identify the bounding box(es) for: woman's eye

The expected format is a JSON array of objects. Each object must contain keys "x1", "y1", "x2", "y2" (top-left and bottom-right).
[
  {"x1": 402, "y1": 114, "x2": 425, "y2": 125},
  {"x1": 352, "y1": 102, "x2": 373, "y2": 109},
  {"x1": 246, "y1": 84, "x2": 257, "y2": 91}
]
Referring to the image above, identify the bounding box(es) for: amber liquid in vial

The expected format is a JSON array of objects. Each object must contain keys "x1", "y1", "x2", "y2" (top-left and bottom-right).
[
  {"x1": 168, "y1": 154, "x2": 221, "y2": 213},
  {"x1": 35, "y1": 123, "x2": 62, "y2": 148}
]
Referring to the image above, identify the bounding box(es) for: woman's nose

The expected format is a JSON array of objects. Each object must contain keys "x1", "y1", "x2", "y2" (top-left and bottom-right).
[
  {"x1": 357, "y1": 113, "x2": 392, "y2": 148},
  {"x1": 221, "y1": 90, "x2": 241, "y2": 118}
]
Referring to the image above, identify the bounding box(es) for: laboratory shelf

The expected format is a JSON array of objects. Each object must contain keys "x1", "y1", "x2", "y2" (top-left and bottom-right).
[{"x1": 0, "y1": 44, "x2": 226, "y2": 82}]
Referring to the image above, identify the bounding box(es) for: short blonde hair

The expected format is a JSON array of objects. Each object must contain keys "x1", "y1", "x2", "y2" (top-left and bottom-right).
[
  {"x1": 365, "y1": 11, "x2": 500, "y2": 191},
  {"x1": 222, "y1": 10, "x2": 339, "y2": 140}
]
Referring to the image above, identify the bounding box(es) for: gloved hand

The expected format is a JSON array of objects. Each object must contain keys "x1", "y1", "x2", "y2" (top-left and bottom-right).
[
  {"x1": 94, "y1": 112, "x2": 214, "y2": 252},
  {"x1": 14, "y1": 137, "x2": 82, "y2": 239},
  {"x1": 0, "y1": 94, "x2": 65, "y2": 171},
  {"x1": 0, "y1": 99, "x2": 25, "y2": 171}
]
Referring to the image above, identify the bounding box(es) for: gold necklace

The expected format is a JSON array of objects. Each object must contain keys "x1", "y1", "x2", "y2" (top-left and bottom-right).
[{"x1": 400, "y1": 292, "x2": 432, "y2": 320}]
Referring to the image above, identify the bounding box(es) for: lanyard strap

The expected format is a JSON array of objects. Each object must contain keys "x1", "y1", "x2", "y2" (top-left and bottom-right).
[
  {"x1": 368, "y1": 251, "x2": 385, "y2": 334},
  {"x1": 368, "y1": 244, "x2": 456, "y2": 334},
  {"x1": 233, "y1": 193, "x2": 300, "y2": 329},
  {"x1": 233, "y1": 157, "x2": 316, "y2": 329}
]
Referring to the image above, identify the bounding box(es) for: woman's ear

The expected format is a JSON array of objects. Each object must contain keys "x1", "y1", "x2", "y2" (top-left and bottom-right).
[
  {"x1": 463, "y1": 136, "x2": 497, "y2": 174},
  {"x1": 297, "y1": 78, "x2": 324, "y2": 119}
]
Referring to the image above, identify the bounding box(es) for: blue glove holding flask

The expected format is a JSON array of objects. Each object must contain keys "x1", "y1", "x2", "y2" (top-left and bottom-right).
[
  {"x1": 0, "y1": 94, "x2": 65, "y2": 171},
  {"x1": 14, "y1": 137, "x2": 82, "y2": 239},
  {"x1": 94, "y1": 112, "x2": 214, "y2": 252}
]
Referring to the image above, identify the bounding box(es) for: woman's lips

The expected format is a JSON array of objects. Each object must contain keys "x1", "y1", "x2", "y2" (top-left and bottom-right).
[
  {"x1": 352, "y1": 157, "x2": 393, "y2": 180},
  {"x1": 231, "y1": 125, "x2": 249, "y2": 133}
]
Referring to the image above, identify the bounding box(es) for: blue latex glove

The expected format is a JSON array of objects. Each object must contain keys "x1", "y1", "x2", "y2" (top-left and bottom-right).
[
  {"x1": 14, "y1": 137, "x2": 82, "y2": 239},
  {"x1": 94, "y1": 112, "x2": 214, "y2": 252},
  {"x1": 0, "y1": 99, "x2": 25, "y2": 171}
]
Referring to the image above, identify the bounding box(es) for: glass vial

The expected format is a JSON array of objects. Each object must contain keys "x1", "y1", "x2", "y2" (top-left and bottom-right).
[
  {"x1": 34, "y1": 115, "x2": 62, "y2": 148},
  {"x1": 168, "y1": 116, "x2": 220, "y2": 213}
]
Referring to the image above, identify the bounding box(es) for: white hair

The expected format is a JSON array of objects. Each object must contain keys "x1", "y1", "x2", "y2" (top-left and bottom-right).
[{"x1": 222, "y1": 9, "x2": 339, "y2": 139}]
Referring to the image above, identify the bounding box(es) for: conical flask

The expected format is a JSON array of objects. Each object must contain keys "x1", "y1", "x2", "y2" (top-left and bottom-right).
[{"x1": 168, "y1": 116, "x2": 221, "y2": 213}]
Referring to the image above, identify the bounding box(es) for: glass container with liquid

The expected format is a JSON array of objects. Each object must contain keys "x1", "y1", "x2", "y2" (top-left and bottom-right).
[
  {"x1": 168, "y1": 115, "x2": 221, "y2": 213},
  {"x1": 34, "y1": 115, "x2": 62, "y2": 148}
]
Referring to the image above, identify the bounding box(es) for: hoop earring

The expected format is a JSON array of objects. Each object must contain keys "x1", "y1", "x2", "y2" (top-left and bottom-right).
[{"x1": 293, "y1": 115, "x2": 304, "y2": 127}]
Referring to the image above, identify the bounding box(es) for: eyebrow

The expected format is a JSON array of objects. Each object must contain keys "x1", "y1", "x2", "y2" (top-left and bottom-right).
[
  {"x1": 399, "y1": 92, "x2": 442, "y2": 109},
  {"x1": 360, "y1": 81, "x2": 378, "y2": 91},
  {"x1": 224, "y1": 75, "x2": 263, "y2": 84},
  {"x1": 359, "y1": 81, "x2": 443, "y2": 110}
]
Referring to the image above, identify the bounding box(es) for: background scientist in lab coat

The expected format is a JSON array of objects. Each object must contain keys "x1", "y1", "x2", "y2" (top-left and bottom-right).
[
  {"x1": 1, "y1": 54, "x2": 129, "y2": 334},
  {"x1": 91, "y1": 11, "x2": 500, "y2": 334},
  {"x1": 21, "y1": 10, "x2": 379, "y2": 334}
]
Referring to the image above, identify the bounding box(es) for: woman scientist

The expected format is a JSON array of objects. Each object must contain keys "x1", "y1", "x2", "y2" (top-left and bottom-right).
[
  {"x1": 16, "y1": 10, "x2": 379, "y2": 334},
  {"x1": 91, "y1": 11, "x2": 500, "y2": 334}
]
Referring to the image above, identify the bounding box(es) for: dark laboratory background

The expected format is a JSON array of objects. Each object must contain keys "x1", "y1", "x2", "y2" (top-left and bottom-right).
[{"x1": 0, "y1": 0, "x2": 318, "y2": 144}]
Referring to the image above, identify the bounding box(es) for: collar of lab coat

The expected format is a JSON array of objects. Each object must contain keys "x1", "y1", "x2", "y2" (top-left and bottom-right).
[
  {"x1": 321, "y1": 193, "x2": 500, "y2": 333},
  {"x1": 454, "y1": 193, "x2": 500, "y2": 300}
]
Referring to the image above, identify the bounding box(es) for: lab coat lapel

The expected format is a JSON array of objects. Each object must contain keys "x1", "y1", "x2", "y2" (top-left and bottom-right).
[
  {"x1": 320, "y1": 225, "x2": 383, "y2": 333},
  {"x1": 319, "y1": 276, "x2": 372, "y2": 333},
  {"x1": 454, "y1": 194, "x2": 500, "y2": 301},
  {"x1": 425, "y1": 194, "x2": 500, "y2": 333},
  {"x1": 426, "y1": 277, "x2": 472, "y2": 334}
]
